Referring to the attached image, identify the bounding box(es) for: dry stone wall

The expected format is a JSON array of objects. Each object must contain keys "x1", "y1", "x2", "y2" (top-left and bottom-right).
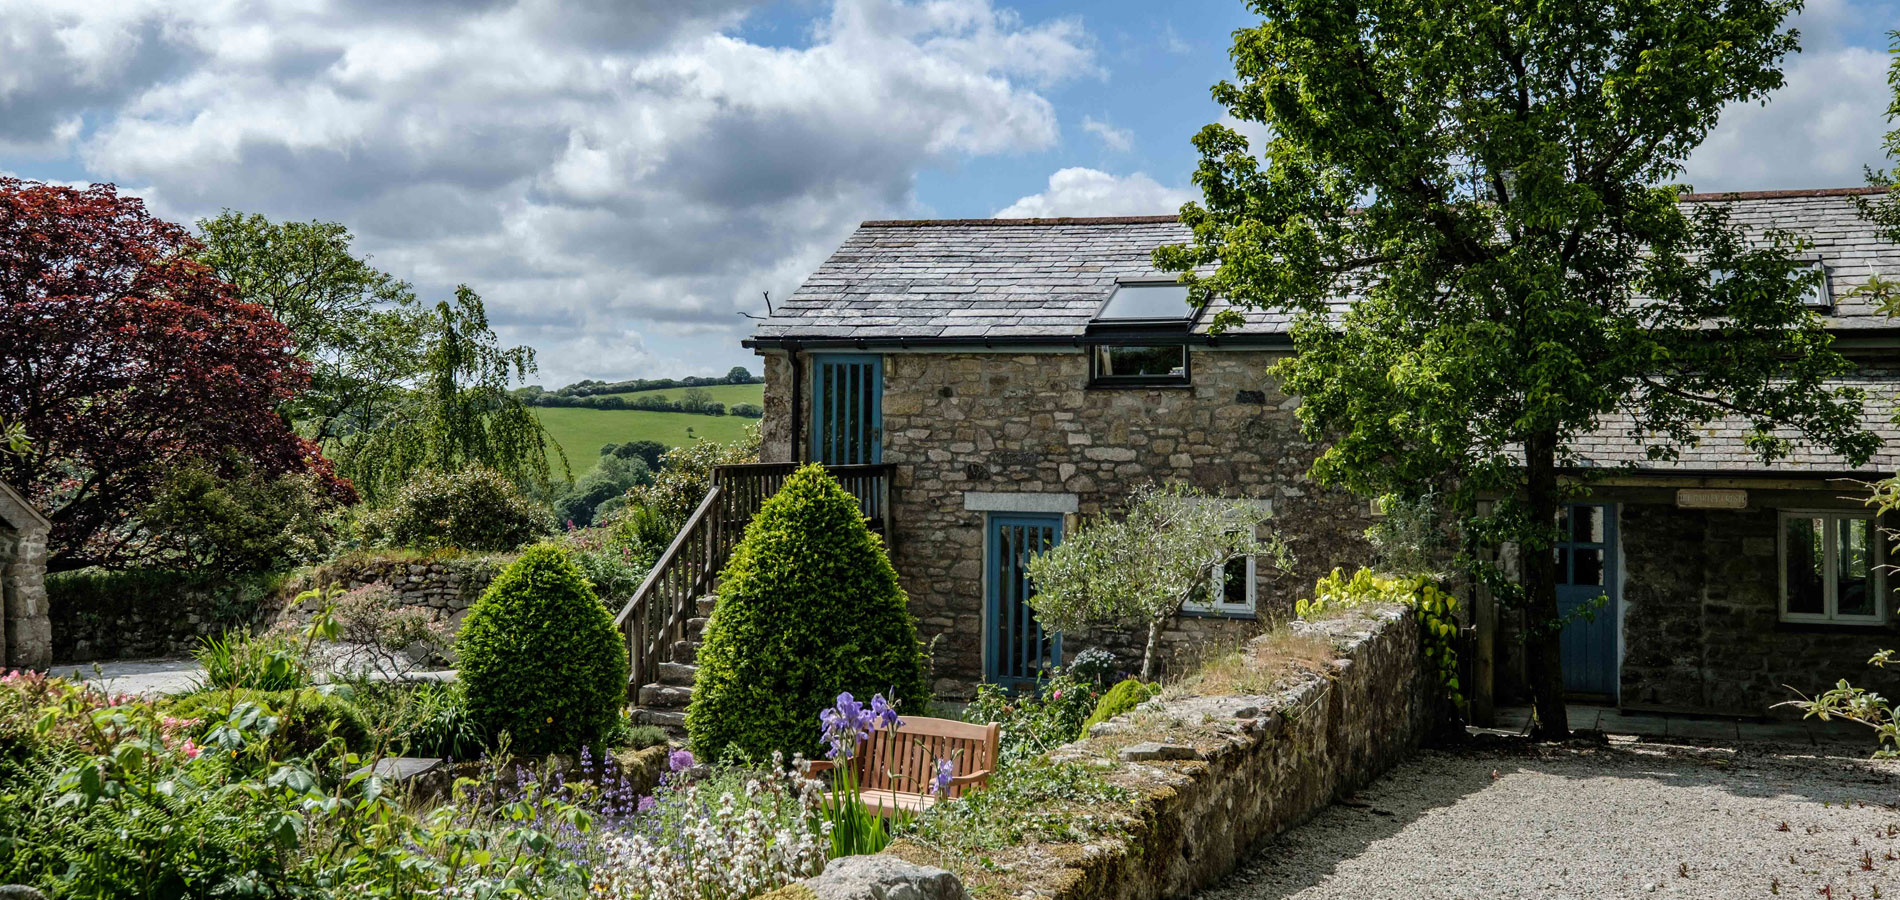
[
  {"x1": 760, "y1": 348, "x2": 1377, "y2": 697},
  {"x1": 0, "y1": 490, "x2": 51, "y2": 670}
]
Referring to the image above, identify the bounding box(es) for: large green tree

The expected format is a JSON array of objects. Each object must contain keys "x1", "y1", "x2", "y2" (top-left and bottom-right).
[
  {"x1": 197, "y1": 213, "x2": 565, "y2": 503},
  {"x1": 1159, "y1": 0, "x2": 1878, "y2": 737},
  {"x1": 195, "y1": 212, "x2": 426, "y2": 445}
]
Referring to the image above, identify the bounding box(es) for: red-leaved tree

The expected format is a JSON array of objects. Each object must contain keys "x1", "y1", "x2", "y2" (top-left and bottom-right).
[{"x1": 0, "y1": 179, "x2": 353, "y2": 571}]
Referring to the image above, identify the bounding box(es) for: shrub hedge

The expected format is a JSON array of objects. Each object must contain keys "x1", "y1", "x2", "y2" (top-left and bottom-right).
[
  {"x1": 456, "y1": 544, "x2": 628, "y2": 754},
  {"x1": 167, "y1": 688, "x2": 372, "y2": 755},
  {"x1": 359, "y1": 466, "x2": 556, "y2": 552},
  {"x1": 686, "y1": 464, "x2": 928, "y2": 762}
]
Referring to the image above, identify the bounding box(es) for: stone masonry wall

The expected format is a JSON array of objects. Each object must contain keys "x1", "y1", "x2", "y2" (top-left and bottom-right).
[
  {"x1": 760, "y1": 348, "x2": 1376, "y2": 698},
  {"x1": 0, "y1": 522, "x2": 50, "y2": 671},
  {"x1": 1618, "y1": 498, "x2": 1900, "y2": 716},
  {"x1": 51, "y1": 554, "x2": 508, "y2": 663}
]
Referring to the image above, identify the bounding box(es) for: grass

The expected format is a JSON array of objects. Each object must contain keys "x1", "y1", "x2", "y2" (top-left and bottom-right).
[
  {"x1": 533, "y1": 406, "x2": 758, "y2": 467},
  {"x1": 598, "y1": 383, "x2": 763, "y2": 405}
]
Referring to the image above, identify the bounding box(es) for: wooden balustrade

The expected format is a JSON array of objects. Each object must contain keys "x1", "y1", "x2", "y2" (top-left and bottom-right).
[{"x1": 613, "y1": 462, "x2": 895, "y2": 692}]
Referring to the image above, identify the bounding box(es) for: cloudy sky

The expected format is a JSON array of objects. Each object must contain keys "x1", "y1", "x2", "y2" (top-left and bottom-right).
[{"x1": 3, "y1": 0, "x2": 1894, "y2": 387}]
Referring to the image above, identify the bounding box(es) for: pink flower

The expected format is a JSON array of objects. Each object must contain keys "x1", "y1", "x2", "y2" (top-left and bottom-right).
[
  {"x1": 181, "y1": 739, "x2": 202, "y2": 760},
  {"x1": 1052, "y1": 689, "x2": 1063, "y2": 701}
]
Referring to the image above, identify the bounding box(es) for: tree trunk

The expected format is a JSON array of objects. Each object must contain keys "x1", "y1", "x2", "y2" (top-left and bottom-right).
[
  {"x1": 1141, "y1": 618, "x2": 1161, "y2": 681},
  {"x1": 1523, "y1": 430, "x2": 1570, "y2": 739}
]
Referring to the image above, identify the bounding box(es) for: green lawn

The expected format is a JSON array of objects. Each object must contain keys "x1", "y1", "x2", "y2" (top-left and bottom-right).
[
  {"x1": 600, "y1": 382, "x2": 764, "y2": 405},
  {"x1": 533, "y1": 406, "x2": 758, "y2": 470}
]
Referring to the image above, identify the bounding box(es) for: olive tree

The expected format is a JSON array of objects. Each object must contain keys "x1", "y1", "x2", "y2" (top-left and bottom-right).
[{"x1": 1024, "y1": 485, "x2": 1284, "y2": 680}]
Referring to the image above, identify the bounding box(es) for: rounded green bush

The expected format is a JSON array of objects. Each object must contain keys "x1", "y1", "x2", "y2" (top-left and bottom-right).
[
  {"x1": 168, "y1": 688, "x2": 372, "y2": 754},
  {"x1": 359, "y1": 465, "x2": 556, "y2": 552},
  {"x1": 1079, "y1": 678, "x2": 1158, "y2": 739},
  {"x1": 686, "y1": 463, "x2": 928, "y2": 762},
  {"x1": 456, "y1": 543, "x2": 628, "y2": 754}
]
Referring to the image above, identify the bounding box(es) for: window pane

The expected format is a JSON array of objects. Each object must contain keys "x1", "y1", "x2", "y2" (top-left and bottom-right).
[
  {"x1": 1572, "y1": 549, "x2": 1605, "y2": 586},
  {"x1": 1220, "y1": 557, "x2": 1249, "y2": 607},
  {"x1": 1785, "y1": 517, "x2": 1826, "y2": 615},
  {"x1": 1572, "y1": 506, "x2": 1604, "y2": 544},
  {"x1": 1097, "y1": 283, "x2": 1192, "y2": 320},
  {"x1": 1837, "y1": 517, "x2": 1875, "y2": 618},
  {"x1": 1554, "y1": 548, "x2": 1569, "y2": 585},
  {"x1": 1094, "y1": 345, "x2": 1186, "y2": 379}
]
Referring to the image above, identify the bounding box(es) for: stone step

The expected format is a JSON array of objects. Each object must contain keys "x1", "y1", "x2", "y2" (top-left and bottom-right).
[
  {"x1": 632, "y1": 708, "x2": 687, "y2": 731},
  {"x1": 671, "y1": 640, "x2": 698, "y2": 664},
  {"x1": 685, "y1": 617, "x2": 711, "y2": 641},
  {"x1": 638, "y1": 683, "x2": 693, "y2": 709},
  {"x1": 657, "y1": 661, "x2": 698, "y2": 687},
  {"x1": 695, "y1": 596, "x2": 717, "y2": 617}
]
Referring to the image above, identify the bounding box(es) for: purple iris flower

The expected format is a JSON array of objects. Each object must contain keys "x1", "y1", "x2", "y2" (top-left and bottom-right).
[{"x1": 930, "y1": 758, "x2": 955, "y2": 796}]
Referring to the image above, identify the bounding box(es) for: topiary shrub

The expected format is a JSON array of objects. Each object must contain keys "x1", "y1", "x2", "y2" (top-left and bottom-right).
[
  {"x1": 1079, "y1": 678, "x2": 1159, "y2": 739},
  {"x1": 456, "y1": 544, "x2": 628, "y2": 754},
  {"x1": 686, "y1": 464, "x2": 928, "y2": 762},
  {"x1": 359, "y1": 465, "x2": 556, "y2": 551}
]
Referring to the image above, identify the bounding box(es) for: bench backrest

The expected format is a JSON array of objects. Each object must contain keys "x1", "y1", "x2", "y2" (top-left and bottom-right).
[{"x1": 851, "y1": 715, "x2": 1000, "y2": 800}]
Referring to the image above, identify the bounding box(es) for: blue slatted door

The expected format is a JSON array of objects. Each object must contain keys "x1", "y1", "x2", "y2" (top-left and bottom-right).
[
  {"x1": 811, "y1": 355, "x2": 882, "y2": 465},
  {"x1": 986, "y1": 514, "x2": 1064, "y2": 689},
  {"x1": 1556, "y1": 503, "x2": 1619, "y2": 697}
]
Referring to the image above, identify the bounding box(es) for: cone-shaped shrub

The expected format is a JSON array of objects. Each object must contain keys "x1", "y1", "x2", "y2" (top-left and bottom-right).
[
  {"x1": 687, "y1": 463, "x2": 928, "y2": 761},
  {"x1": 458, "y1": 543, "x2": 628, "y2": 754}
]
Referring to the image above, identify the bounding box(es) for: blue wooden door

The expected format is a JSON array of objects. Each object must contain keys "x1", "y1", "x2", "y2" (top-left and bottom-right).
[
  {"x1": 810, "y1": 355, "x2": 882, "y2": 465},
  {"x1": 1556, "y1": 502, "x2": 1618, "y2": 697},
  {"x1": 986, "y1": 514, "x2": 1063, "y2": 689}
]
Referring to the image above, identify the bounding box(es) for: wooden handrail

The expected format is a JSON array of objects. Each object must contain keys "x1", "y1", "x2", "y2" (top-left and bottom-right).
[
  {"x1": 615, "y1": 485, "x2": 725, "y2": 691},
  {"x1": 617, "y1": 462, "x2": 899, "y2": 694}
]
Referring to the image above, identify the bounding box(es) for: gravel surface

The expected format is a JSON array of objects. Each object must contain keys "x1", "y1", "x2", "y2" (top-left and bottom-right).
[{"x1": 1201, "y1": 738, "x2": 1900, "y2": 900}]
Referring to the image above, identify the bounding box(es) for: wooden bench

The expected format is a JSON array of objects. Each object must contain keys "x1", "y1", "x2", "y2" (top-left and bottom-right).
[{"x1": 805, "y1": 715, "x2": 1000, "y2": 814}]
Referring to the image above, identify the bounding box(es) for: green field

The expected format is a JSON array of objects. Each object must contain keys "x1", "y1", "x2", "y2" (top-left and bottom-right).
[
  {"x1": 533, "y1": 406, "x2": 759, "y2": 470},
  {"x1": 600, "y1": 382, "x2": 764, "y2": 405}
]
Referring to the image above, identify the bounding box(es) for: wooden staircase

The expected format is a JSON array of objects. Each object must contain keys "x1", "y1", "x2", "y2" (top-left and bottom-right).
[{"x1": 616, "y1": 463, "x2": 893, "y2": 737}]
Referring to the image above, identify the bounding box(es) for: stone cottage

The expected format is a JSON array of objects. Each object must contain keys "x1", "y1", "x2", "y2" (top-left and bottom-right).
[
  {"x1": 740, "y1": 188, "x2": 1900, "y2": 716},
  {"x1": 0, "y1": 479, "x2": 51, "y2": 670}
]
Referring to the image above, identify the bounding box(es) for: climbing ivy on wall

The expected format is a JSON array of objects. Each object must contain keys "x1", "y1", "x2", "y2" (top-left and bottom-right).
[{"x1": 1298, "y1": 568, "x2": 1463, "y2": 705}]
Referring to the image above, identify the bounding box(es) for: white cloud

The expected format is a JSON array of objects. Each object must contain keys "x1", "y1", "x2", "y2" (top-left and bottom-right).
[
  {"x1": 994, "y1": 167, "x2": 1193, "y2": 217},
  {"x1": 1682, "y1": 0, "x2": 1894, "y2": 190},
  {"x1": 0, "y1": 0, "x2": 1095, "y2": 385},
  {"x1": 1081, "y1": 115, "x2": 1132, "y2": 152}
]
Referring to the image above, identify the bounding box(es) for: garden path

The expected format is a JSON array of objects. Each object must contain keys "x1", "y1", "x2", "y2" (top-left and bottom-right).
[{"x1": 1198, "y1": 736, "x2": 1900, "y2": 900}]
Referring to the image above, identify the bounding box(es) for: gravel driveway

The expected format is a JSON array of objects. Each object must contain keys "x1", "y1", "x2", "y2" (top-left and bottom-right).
[{"x1": 1201, "y1": 738, "x2": 1900, "y2": 900}]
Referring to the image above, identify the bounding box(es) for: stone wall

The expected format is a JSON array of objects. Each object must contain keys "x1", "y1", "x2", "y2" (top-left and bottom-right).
[
  {"x1": 767, "y1": 605, "x2": 1434, "y2": 900},
  {"x1": 1617, "y1": 495, "x2": 1900, "y2": 716},
  {"x1": 50, "y1": 553, "x2": 509, "y2": 663},
  {"x1": 758, "y1": 348, "x2": 1376, "y2": 697},
  {"x1": 282, "y1": 554, "x2": 510, "y2": 633},
  {"x1": 0, "y1": 496, "x2": 50, "y2": 670},
  {"x1": 51, "y1": 570, "x2": 288, "y2": 662}
]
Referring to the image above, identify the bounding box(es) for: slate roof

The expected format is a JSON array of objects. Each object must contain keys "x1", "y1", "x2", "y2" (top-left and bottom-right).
[
  {"x1": 1570, "y1": 370, "x2": 1900, "y2": 475},
  {"x1": 745, "y1": 187, "x2": 1898, "y2": 346}
]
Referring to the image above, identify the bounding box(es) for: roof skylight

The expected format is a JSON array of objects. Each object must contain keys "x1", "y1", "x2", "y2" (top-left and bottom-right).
[{"x1": 1094, "y1": 280, "x2": 1193, "y2": 322}]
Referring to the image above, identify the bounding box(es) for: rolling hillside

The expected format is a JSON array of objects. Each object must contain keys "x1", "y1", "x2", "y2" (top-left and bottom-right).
[
  {"x1": 599, "y1": 382, "x2": 764, "y2": 405},
  {"x1": 533, "y1": 404, "x2": 760, "y2": 468}
]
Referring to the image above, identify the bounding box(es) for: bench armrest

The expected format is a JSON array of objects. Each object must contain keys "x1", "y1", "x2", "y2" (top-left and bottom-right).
[
  {"x1": 946, "y1": 768, "x2": 993, "y2": 788},
  {"x1": 802, "y1": 759, "x2": 837, "y2": 776}
]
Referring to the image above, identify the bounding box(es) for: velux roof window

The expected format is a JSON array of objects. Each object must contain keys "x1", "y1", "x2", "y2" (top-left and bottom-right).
[
  {"x1": 1087, "y1": 279, "x2": 1195, "y2": 386},
  {"x1": 1093, "y1": 280, "x2": 1195, "y2": 324}
]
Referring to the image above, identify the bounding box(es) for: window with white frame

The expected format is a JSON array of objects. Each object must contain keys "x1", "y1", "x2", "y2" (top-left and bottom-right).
[
  {"x1": 1184, "y1": 554, "x2": 1257, "y2": 617},
  {"x1": 1780, "y1": 511, "x2": 1885, "y2": 624}
]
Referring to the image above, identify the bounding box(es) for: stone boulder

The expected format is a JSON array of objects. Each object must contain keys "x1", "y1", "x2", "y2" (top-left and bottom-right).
[{"x1": 798, "y1": 856, "x2": 969, "y2": 900}]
